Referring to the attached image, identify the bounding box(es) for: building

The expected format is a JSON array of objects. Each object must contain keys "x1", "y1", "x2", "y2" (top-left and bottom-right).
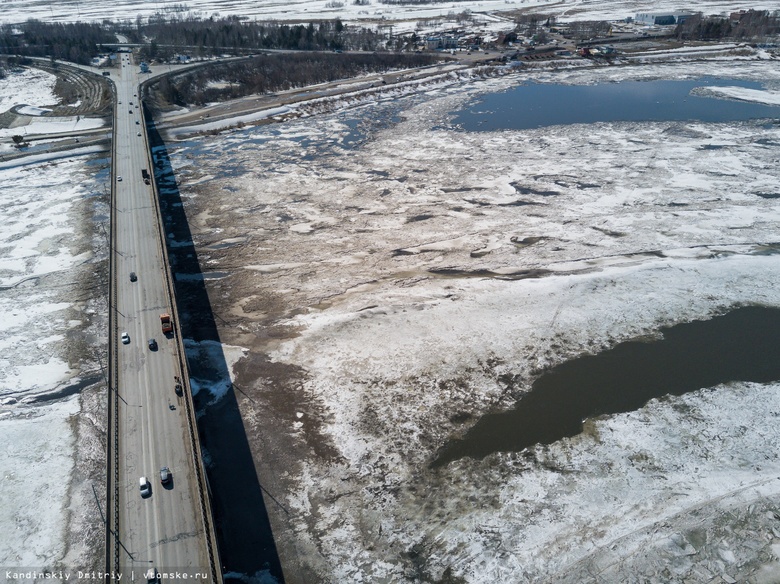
[
  {"x1": 635, "y1": 13, "x2": 694, "y2": 25},
  {"x1": 425, "y1": 36, "x2": 458, "y2": 50}
]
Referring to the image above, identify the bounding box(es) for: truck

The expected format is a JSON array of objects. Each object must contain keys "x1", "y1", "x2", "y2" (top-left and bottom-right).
[
  {"x1": 160, "y1": 313, "x2": 173, "y2": 334},
  {"x1": 142, "y1": 168, "x2": 151, "y2": 185}
]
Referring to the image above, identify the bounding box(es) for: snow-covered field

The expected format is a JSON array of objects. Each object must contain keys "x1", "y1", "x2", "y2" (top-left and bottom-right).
[
  {"x1": 0, "y1": 73, "x2": 108, "y2": 574},
  {"x1": 0, "y1": 69, "x2": 58, "y2": 115},
  {"x1": 165, "y1": 54, "x2": 780, "y2": 582},
  {"x1": 1, "y1": 0, "x2": 777, "y2": 29}
]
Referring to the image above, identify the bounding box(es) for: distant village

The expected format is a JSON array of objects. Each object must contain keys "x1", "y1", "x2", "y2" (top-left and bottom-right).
[{"x1": 88, "y1": 8, "x2": 779, "y2": 69}]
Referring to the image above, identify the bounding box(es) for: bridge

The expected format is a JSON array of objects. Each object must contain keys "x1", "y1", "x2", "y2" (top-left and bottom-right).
[{"x1": 104, "y1": 52, "x2": 222, "y2": 583}]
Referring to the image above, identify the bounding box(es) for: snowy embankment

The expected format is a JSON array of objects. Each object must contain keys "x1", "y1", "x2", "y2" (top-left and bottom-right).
[
  {"x1": 169, "y1": 56, "x2": 780, "y2": 582},
  {"x1": 0, "y1": 67, "x2": 107, "y2": 156},
  {"x1": 0, "y1": 71, "x2": 108, "y2": 574}
]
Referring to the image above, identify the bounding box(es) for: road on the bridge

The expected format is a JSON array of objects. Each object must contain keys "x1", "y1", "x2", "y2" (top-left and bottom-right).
[{"x1": 111, "y1": 52, "x2": 212, "y2": 580}]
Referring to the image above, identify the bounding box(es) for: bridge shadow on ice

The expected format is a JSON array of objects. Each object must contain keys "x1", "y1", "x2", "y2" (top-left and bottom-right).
[{"x1": 145, "y1": 111, "x2": 285, "y2": 583}]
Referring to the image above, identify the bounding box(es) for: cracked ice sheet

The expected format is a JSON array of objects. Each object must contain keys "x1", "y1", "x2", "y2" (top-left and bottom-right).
[
  {"x1": 170, "y1": 57, "x2": 780, "y2": 581},
  {"x1": 0, "y1": 159, "x2": 101, "y2": 400},
  {"x1": 0, "y1": 396, "x2": 79, "y2": 566},
  {"x1": 0, "y1": 149, "x2": 108, "y2": 570}
]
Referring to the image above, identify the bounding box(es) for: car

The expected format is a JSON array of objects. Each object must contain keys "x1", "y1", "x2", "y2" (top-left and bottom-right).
[
  {"x1": 117, "y1": 176, "x2": 122, "y2": 181},
  {"x1": 121, "y1": 332, "x2": 130, "y2": 344},
  {"x1": 129, "y1": 101, "x2": 133, "y2": 105},
  {"x1": 148, "y1": 338, "x2": 157, "y2": 351},
  {"x1": 129, "y1": 271, "x2": 137, "y2": 282},
  {"x1": 118, "y1": 100, "x2": 122, "y2": 104},
  {"x1": 135, "y1": 120, "x2": 140, "y2": 124},
  {"x1": 139, "y1": 477, "x2": 151, "y2": 498},
  {"x1": 137, "y1": 132, "x2": 142, "y2": 137},
  {"x1": 160, "y1": 466, "x2": 172, "y2": 485}
]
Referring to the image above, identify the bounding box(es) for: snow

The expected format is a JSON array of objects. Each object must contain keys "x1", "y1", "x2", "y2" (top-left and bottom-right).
[
  {"x1": 695, "y1": 85, "x2": 780, "y2": 105},
  {"x1": 0, "y1": 71, "x2": 109, "y2": 571},
  {"x1": 17, "y1": 105, "x2": 52, "y2": 116},
  {"x1": 0, "y1": 396, "x2": 80, "y2": 567},
  {"x1": 0, "y1": 68, "x2": 57, "y2": 114},
  {"x1": 0, "y1": 145, "x2": 107, "y2": 169},
  {"x1": 167, "y1": 55, "x2": 780, "y2": 582},
  {"x1": 0, "y1": 116, "x2": 106, "y2": 139},
  {"x1": 167, "y1": 106, "x2": 293, "y2": 138},
  {"x1": 2, "y1": 0, "x2": 778, "y2": 31}
]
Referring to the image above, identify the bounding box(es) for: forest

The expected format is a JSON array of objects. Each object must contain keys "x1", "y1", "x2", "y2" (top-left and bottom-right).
[
  {"x1": 675, "y1": 10, "x2": 780, "y2": 41},
  {"x1": 130, "y1": 15, "x2": 387, "y2": 59},
  {"x1": 150, "y1": 51, "x2": 443, "y2": 107},
  {"x1": 0, "y1": 21, "x2": 115, "y2": 65}
]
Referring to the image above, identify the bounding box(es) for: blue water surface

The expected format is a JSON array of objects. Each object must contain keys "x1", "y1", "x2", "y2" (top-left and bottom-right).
[{"x1": 451, "y1": 78, "x2": 780, "y2": 131}]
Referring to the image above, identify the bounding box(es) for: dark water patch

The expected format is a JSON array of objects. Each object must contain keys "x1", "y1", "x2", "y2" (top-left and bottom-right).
[
  {"x1": 510, "y1": 182, "x2": 560, "y2": 196},
  {"x1": 442, "y1": 186, "x2": 489, "y2": 193},
  {"x1": 392, "y1": 248, "x2": 418, "y2": 256},
  {"x1": 511, "y1": 236, "x2": 544, "y2": 248},
  {"x1": 428, "y1": 267, "x2": 551, "y2": 280},
  {"x1": 756, "y1": 192, "x2": 780, "y2": 199},
  {"x1": 22, "y1": 374, "x2": 103, "y2": 403},
  {"x1": 592, "y1": 226, "x2": 627, "y2": 237},
  {"x1": 754, "y1": 138, "x2": 780, "y2": 147},
  {"x1": 407, "y1": 214, "x2": 435, "y2": 223},
  {"x1": 433, "y1": 305, "x2": 780, "y2": 468},
  {"x1": 465, "y1": 198, "x2": 491, "y2": 207},
  {"x1": 451, "y1": 78, "x2": 779, "y2": 131},
  {"x1": 499, "y1": 199, "x2": 542, "y2": 207},
  {"x1": 699, "y1": 144, "x2": 727, "y2": 150},
  {"x1": 207, "y1": 241, "x2": 242, "y2": 250},
  {"x1": 753, "y1": 243, "x2": 780, "y2": 255}
]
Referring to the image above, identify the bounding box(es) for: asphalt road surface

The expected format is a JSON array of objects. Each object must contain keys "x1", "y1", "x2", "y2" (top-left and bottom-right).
[{"x1": 111, "y1": 52, "x2": 211, "y2": 580}]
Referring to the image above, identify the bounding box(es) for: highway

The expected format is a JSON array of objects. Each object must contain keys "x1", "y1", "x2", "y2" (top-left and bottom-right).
[{"x1": 108, "y1": 52, "x2": 218, "y2": 581}]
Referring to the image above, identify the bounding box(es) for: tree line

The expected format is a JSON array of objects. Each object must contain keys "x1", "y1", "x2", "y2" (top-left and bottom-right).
[
  {"x1": 129, "y1": 14, "x2": 388, "y2": 58},
  {"x1": 676, "y1": 10, "x2": 780, "y2": 41},
  {"x1": 0, "y1": 20, "x2": 115, "y2": 65},
  {"x1": 150, "y1": 51, "x2": 441, "y2": 107}
]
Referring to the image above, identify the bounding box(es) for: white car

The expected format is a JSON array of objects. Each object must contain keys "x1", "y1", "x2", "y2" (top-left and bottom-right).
[
  {"x1": 137, "y1": 132, "x2": 141, "y2": 137},
  {"x1": 121, "y1": 332, "x2": 130, "y2": 344},
  {"x1": 139, "y1": 477, "x2": 151, "y2": 498},
  {"x1": 117, "y1": 176, "x2": 122, "y2": 182}
]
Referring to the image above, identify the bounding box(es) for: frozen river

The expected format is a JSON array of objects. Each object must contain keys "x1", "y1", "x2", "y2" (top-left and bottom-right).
[{"x1": 159, "y1": 54, "x2": 780, "y2": 583}]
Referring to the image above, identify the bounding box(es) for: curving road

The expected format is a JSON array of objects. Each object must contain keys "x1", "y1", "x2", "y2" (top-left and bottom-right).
[{"x1": 109, "y1": 52, "x2": 215, "y2": 581}]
